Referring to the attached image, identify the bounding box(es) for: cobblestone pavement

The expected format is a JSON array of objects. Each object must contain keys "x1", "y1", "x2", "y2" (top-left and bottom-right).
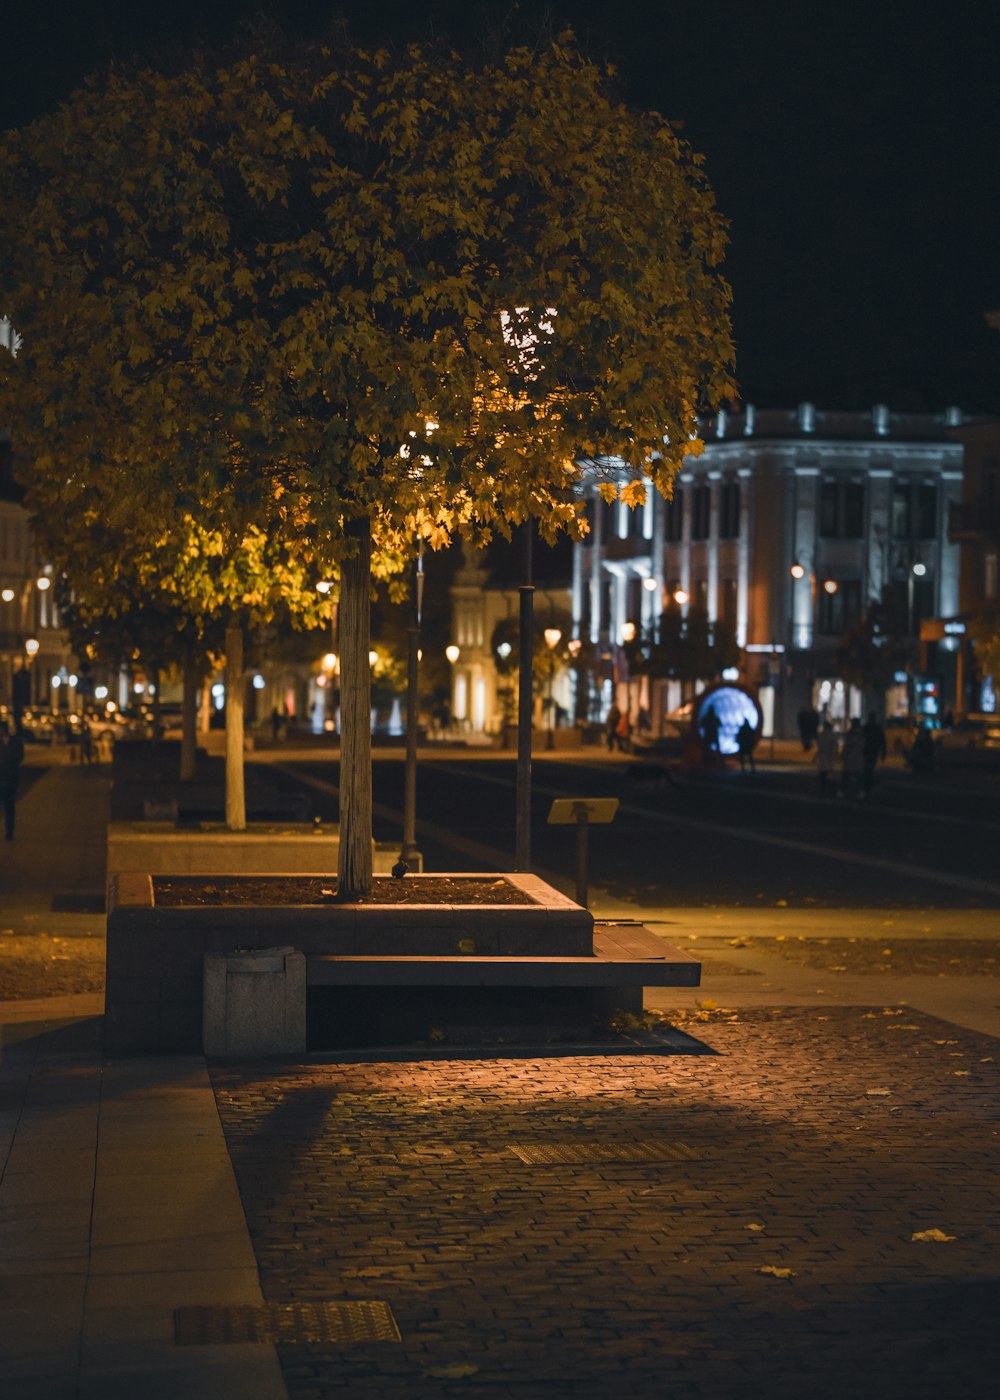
[
  {"x1": 213, "y1": 1007, "x2": 1000, "y2": 1400},
  {"x1": 0, "y1": 931, "x2": 105, "y2": 998}
]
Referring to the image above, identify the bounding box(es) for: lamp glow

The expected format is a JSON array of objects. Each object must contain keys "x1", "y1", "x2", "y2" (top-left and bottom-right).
[
  {"x1": 790, "y1": 563, "x2": 805, "y2": 580},
  {"x1": 496, "y1": 641, "x2": 512, "y2": 660},
  {"x1": 24, "y1": 638, "x2": 39, "y2": 657},
  {"x1": 445, "y1": 645, "x2": 460, "y2": 663},
  {"x1": 823, "y1": 580, "x2": 838, "y2": 595},
  {"x1": 620, "y1": 622, "x2": 636, "y2": 643},
  {"x1": 673, "y1": 589, "x2": 689, "y2": 606},
  {"x1": 912, "y1": 562, "x2": 927, "y2": 577},
  {"x1": 1, "y1": 588, "x2": 14, "y2": 603},
  {"x1": 642, "y1": 577, "x2": 659, "y2": 592},
  {"x1": 316, "y1": 580, "x2": 332, "y2": 594},
  {"x1": 36, "y1": 576, "x2": 51, "y2": 591}
]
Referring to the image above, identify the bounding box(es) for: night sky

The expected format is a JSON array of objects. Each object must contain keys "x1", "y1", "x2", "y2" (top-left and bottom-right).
[{"x1": 4, "y1": 0, "x2": 1000, "y2": 413}]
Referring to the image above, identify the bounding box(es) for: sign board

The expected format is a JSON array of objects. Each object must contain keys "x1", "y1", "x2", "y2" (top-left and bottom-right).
[{"x1": 547, "y1": 798, "x2": 619, "y2": 826}]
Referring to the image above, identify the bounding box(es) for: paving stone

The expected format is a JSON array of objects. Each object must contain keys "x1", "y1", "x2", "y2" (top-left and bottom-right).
[{"x1": 211, "y1": 1005, "x2": 1000, "y2": 1399}]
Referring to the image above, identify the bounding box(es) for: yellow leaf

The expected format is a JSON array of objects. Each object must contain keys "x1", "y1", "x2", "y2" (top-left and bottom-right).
[
  {"x1": 756, "y1": 1265, "x2": 796, "y2": 1279},
  {"x1": 744, "y1": 1223, "x2": 765, "y2": 1232},
  {"x1": 696, "y1": 998, "x2": 717, "y2": 1011},
  {"x1": 422, "y1": 1364, "x2": 480, "y2": 1379},
  {"x1": 911, "y1": 1228, "x2": 957, "y2": 1243},
  {"x1": 865, "y1": 1088, "x2": 892, "y2": 1097}
]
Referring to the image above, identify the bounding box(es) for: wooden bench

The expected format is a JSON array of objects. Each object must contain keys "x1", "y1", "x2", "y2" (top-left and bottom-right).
[{"x1": 307, "y1": 921, "x2": 700, "y2": 989}]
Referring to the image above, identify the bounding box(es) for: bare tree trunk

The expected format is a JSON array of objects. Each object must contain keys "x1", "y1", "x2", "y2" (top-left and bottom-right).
[
  {"x1": 180, "y1": 652, "x2": 198, "y2": 782},
  {"x1": 224, "y1": 624, "x2": 246, "y2": 831},
  {"x1": 150, "y1": 665, "x2": 162, "y2": 740},
  {"x1": 337, "y1": 518, "x2": 373, "y2": 899}
]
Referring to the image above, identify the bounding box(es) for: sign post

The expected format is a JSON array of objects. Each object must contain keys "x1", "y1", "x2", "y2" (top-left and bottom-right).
[{"x1": 546, "y1": 797, "x2": 619, "y2": 909}]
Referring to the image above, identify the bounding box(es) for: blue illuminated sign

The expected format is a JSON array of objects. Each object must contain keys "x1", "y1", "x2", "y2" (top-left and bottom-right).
[{"x1": 695, "y1": 685, "x2": 761, "y2": 757}]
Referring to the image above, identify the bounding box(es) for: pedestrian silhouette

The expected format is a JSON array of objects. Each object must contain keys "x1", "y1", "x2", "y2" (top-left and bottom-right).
[
  {"x1": 736, "y1": 717, "x2": 756, "y2": 773},
  {"x1": 840, "y1": 717, "x2": 865, "y2": 799},
  {"x1": 814, "y1": 720, "x2": 839, "y2": 798},
  {"x1": 861, "y1": 710, "x2": 886, "y2": 798},
  {"x1": 606, "y1": 703, "x2": 622, "y2": 752},
  {"x1": 701, "y1": 705, "x2": 721, "y2": 762}
]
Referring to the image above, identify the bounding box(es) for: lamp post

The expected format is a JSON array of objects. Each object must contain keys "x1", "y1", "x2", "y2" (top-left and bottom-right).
[
  {"x1": 516, "y1": 521, "x2": 534, "y2": 870},
  {"x1": 400, "y1": 542, "x2": 424, "y2": 868},
  {"x1": 543, "y1": 626, "x2": 562, "y2": 750}
]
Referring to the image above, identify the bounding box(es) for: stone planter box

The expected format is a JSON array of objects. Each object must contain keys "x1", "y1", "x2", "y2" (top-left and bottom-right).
[
  {"x1": 105, "y1": 872, "x2": 592, "y2": 1053},
  {"x1": 107, "y1": 822, "x2": 415, "y2": 884}
]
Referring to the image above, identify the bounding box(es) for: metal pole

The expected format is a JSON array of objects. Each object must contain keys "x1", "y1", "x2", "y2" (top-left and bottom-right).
[
  {"x1": 515, "y1": 520, "x2": 534, "y2": 871},
  {"x1": 575, "y1": 811, "x2": 589, "y2": 908},
  {"x1": 401, "y1": 542, "x2": 423, "y2": 866}
]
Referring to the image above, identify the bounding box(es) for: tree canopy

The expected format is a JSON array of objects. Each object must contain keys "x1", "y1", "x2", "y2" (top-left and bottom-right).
[{"x1": 0, "y1": 27, "x2": 735, "y2": 893}]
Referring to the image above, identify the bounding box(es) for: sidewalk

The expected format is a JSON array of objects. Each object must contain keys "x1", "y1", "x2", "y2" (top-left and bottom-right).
[
  {"x1": 0, "y1": 765, "x2": 286, "y2": 1399},
  {"x1": 1, "y1": 763, "x2": 998, "y2": 1398}
]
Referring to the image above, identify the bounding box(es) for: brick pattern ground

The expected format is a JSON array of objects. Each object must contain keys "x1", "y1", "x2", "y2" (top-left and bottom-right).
[
  {"x1": 0, "y1": 932, "x2": 105, "y2": 998},
  {"x1": 212, "y1": 1007, "x2": 1000, "y2": 1400}
]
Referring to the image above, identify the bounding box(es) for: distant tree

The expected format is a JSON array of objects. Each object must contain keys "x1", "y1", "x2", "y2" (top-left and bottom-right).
[
  {"x1": 837, "y1": 588, "x2": 909, "y2": 697},
  {"x1": 968, "y1": 604, "x2": 1000, "y2": 702},
  {"x1": 0, "y1": 29, "x2": 733, "y2": 894},
  {"x1": 628, "y1": 604, "x2": 738, "y2": 692}
]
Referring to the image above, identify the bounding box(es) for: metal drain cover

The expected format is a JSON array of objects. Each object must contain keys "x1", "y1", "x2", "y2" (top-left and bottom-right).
[
  {"x1": 508, "y1": 1141, "x2": 698, "y2": 1165},
  {"x1": 174, "y1": 1300, "x2": 401, "y2": 1346}
]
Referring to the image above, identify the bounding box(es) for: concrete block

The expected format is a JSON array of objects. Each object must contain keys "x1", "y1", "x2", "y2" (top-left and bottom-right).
[{"x1": 203, "y1": 948, "x2": 305, "y2": 1059}]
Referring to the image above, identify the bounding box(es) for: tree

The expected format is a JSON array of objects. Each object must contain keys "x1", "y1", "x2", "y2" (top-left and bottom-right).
[
  {"x1": 0, "y1": 29, "x2": 734, "y2": 896},
  {"x1": 836, "y1": 589, "x2": 910, "y2": 698}
]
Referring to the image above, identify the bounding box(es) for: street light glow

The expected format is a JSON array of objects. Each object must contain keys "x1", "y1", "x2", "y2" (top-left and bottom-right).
[
  {"x1": 642, "y1": 577, "x2": 659, "y2": 592},
  {"x1": 790, "y1": 563, "x2": 806, "y2": 579},
  {"x1": 673, "y1": 589, "x2": 689, "y2": 606},
  {"x1": 620, "y1": 621, "x2": 636, "y2": 643},
  {"x1": 445, "y1": 645, "x2": 460, "y2": 663},
  {"x1": 316, "y1": 580, "x2": 333, "y2": 594},
  {"x1": 1, "y1": 588, "x2": 14, "y2": 602},
  {"x1": 912, "y1": 562, "x2": 927, "y2": 577},
  {"x1": 24, "y1": 637, "x2": 40, "y2": 657},
  {"x1": 823, "y1": 579, "x2": 838, "y2": 594},
  {"x1": 496, "y1": 641, "x2": 512, "y2": 660},
  {"x1": 36, "y1": 575, "x2": 51, "y2": 590}
]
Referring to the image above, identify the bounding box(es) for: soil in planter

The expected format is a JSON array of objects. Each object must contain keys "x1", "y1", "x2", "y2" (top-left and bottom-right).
[{"x1": 153, "y1": 875, "x2": 537, "y2": 907}]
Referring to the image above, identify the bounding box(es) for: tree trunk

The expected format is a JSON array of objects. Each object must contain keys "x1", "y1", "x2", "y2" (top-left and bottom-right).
[
  {"x1": 180, "y1": 652, "x2": 198, "y2": 782},
  {"x1": 199, "y1": 679, "x2": 212, "y2": 733},
  {"x1": 224, "y1": 623, "x2": 246, "y2": 831},
  {"x1": 337, "y1": 518, "x2": 373, "y2": 899},
  {"x1": 150, "y1": 665, "x2": 162, "y2": 741}
]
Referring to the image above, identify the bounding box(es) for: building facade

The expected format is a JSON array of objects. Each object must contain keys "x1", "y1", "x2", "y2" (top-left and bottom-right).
[{"x1": 573, "y1": 404, "x2": 966, "y2": 736}]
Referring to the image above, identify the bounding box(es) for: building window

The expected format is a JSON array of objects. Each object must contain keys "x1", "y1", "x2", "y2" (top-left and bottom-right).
[
  {"x1": 817, "y1": 580, "x2": 862, "y2": 635},
  {"x1": 915, "y1": 483, "x2": 938, "y2": 539},
  {"x1": 664, "y1": 493, "x2": 684, "y2": 543},
  {"x1": 820, "y1": 480, "x2": 865, "y2": 539},
  {"x1": 694, "y1": 578, "x2": 709, "y2": 612},
  {"x1": 691, "y1": 485, "x2": 711, "y2": 541},
  {"x1": 719, "y1": 578, "x2": 737, "y2": 625},
  {"x1": 719, "y1": 482, "x2": 740, "y2": 539}
]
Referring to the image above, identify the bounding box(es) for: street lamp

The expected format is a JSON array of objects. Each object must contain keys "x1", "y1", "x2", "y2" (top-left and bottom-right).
[
  {"x1": 24, "y1": 637, "x2": 39, "y2": 658},
  {"x1": 673, "y1": 588, "x2": 689, "y2": 607},
  {"x1": 445, "y1": 644, "x2": 460, "y2": 664}
]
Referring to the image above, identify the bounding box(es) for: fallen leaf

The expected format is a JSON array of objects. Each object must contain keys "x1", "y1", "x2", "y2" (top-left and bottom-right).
[
  {"x1": 756, "y1": 1265, "x2": 796, "y2": 1279},
  {"x1": 422, "y1": 1364, "x2": 480, "y2": 1379},
  {"x1": 745, "y1": 1223, "x2": 765, "y2": 1232},
  {"x1": 911, "y1": 1228, "x2": 957, "y2": 1243},
  {"x1": 882, "y1": 920, "x2": 895, "y2": 927},
  {"x1": 881, "y1": 948, "x2": 892, "y2": 956},
  {"x1": 980, "y1": 1057, "x2": 994, "y2": 1064},
  {"x1": 953, "y1": 1070, "x2": 971, "y2": 1077},
  {"x1": 866, "y1": 1088, "x2": 892, "y2": 1097},
  {"x1": 775, "y1": 899, "x2": 788, "y2": 907},
  {"x1": 829, "y1": 965, "x2": 847, "y2": 972},
  {"x1": 696, "y1": 999, "x2": 718, "y2": 1011},
  {"x1": 816, "y1": 1015, "x2": 829, "y2": 1021},
  {"x1": 881, "y1": 1009, "x2": 904, "y2": 1016}
]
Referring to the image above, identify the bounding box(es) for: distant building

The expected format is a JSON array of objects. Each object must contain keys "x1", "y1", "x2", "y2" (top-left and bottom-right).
[
  {"x1": 0, "y1": 433, "x2": 73, "y2": 719},
  {"x1": 573, "y1": 403, "x2": 966, "y2": 736},
  {"x1": 946, "y1": 417, "x2": 1000, "y2": 713}
]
